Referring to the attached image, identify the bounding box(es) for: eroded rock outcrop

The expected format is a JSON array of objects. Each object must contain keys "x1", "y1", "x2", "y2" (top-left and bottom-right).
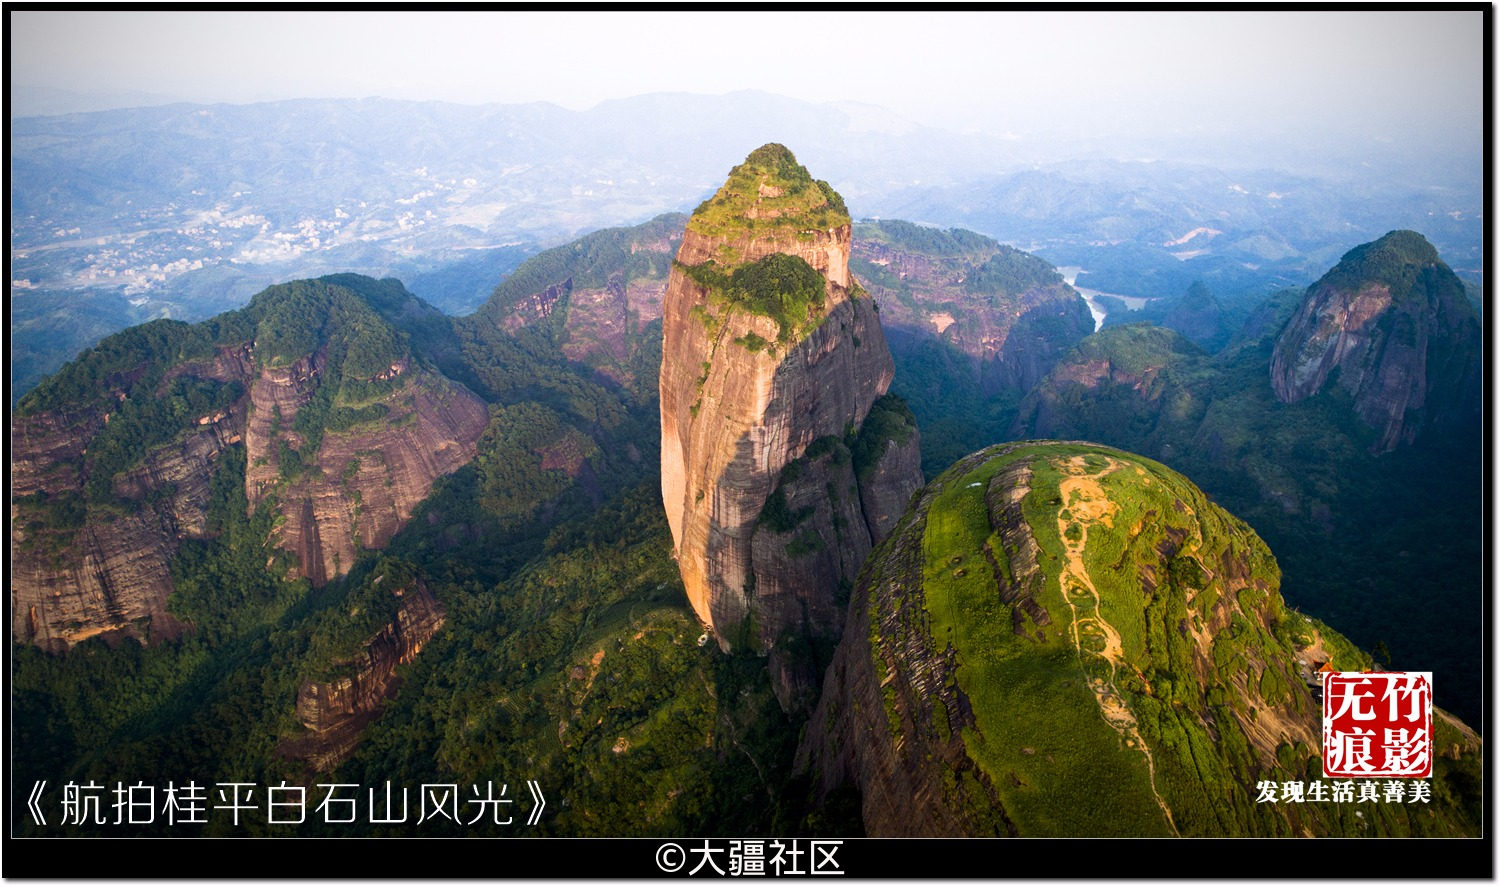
[
  {"x1": 280, "y1": 580, "x2": 446, "y2": 771},
  {"x1": 474, "y1": 214, "x2": 684, "y2": 392},
  {"x1": 244, "y1": 349, "x2": 326, "y2": 505},
  {"x1": 194, "y1": 281, "x2": 490, "y2": 591},
  {"x1": 249, "y1": 368, "x2": 487, "y2": 586},
  {"x1": 659, "y1": 145, "x2": 922, "y2": 707},
  {"x1": 852, "y1": 220, "x2": 1094, "y2": 396},
  {"x1": 12, "y1": 503, "x2": 184, "y2": 651},
  {"x1": 11, "y1": 277, "x2": 487, "y2": 648},
  {"x1": 11, "y1": 359, "x2": 246, "y2": 650},
  {"x1": 10, "y1": 404, "x2": 105, "y2": 500},
  {"x1": 1271, "y1": 230, "x2": 1481, "y2": 453},
  {"x1": 799, "y1": 441, "x2": 1482, "y2": 836}
]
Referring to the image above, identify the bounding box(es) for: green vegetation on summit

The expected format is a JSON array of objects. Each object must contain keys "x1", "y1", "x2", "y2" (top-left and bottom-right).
[
  {"x1": 1318, "y1": 229, "x2": 1443, "y2": 293},
  {"x1": 1017, "y1": 231, "x2": 1482, "y2": 724},
  {"x1": 803, "y1": 441, "x2": 1480, "y2": 837},
  {"x1": 17, "y1": 318, "x2": 225, "y2": 418},
  {"x1": 679, "y1": 252, "x2": 828, "y2": 345},
  {"x1": 687, "y1": 143, "x2": 849, "y2": 242},
  {"x1": 253, "y1": 280, "x2": 401, "y2": 373},
  {"x1": 671, "y1": 145, "x2": 859, "y2": 347}
]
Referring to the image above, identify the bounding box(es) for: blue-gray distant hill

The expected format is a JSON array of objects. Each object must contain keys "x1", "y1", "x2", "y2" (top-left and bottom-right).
[{"x1": 11, "y1": 93, "x2": 1481, "y2": 401}]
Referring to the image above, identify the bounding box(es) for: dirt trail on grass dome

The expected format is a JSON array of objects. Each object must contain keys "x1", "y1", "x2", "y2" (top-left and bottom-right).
[{"x1": 1055, "y1": 455, "x2": 1179, "y2": 835}]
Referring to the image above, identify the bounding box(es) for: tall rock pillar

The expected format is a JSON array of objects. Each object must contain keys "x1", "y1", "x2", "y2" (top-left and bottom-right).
[{"x1": 659, "y1": 144, "x2": 922, "y2": 708}]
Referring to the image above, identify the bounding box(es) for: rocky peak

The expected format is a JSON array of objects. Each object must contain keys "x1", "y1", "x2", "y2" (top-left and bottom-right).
[
  {"x1": 659, "y1": 145, "x2": 922, "y2": 709},
  {"x1": 677, "y1": 143, "x2": 852, "y2": 289},
  {"x1": 1270, "y1": 230, "x2": 1480, "y2": 453},
  {"x1": 688, "y1": 143, "x2": 849, "y2": 234},
  {"x1": 799, "y1": 441, "x2": 1481, "y2": 836},
  {"x1": 10, "y1": 276, "x2": 487, "y2": 648}
]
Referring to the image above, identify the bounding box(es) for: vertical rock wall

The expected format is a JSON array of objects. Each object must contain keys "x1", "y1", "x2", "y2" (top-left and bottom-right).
[{"x1": 658, "y1": 145, "x2": 922, "y2": 707}]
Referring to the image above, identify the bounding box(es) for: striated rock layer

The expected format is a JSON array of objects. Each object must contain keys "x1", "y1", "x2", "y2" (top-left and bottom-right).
[
  {"x1": 1270, "y1": 230, "x2": 1480, "y2": 453},
  {"x1": 11, "y1": 353, "x2": 247, "y2": 650},
  {"x1": 280, "y1": 581, "x2": 446, "y2": 771},
  {"x1": 475, "y1": 213, "x2": 683, "y2": 392},
  {"x1": 659, "y1": 145, "x2": 922, "y2": 706},
  {"x1": 799, "y1": 441, "x2": 1481, "y2": 836},
  {"x1": 244, "y1": 361, "x2": 488, "y2": 586},
  {"x1": 851, "y1": 220, "x2": 1094, "y2": 396},
  {"x1": 11, "y1": 276, "x2": 488, "y2": 648}
]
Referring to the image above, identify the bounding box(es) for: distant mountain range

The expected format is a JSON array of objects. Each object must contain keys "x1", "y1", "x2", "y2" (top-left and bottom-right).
[
  {"x1": 11, "y1": 199, "x2": 1482, "y2": 839},
  {"x1": 9, "y1": 93, "x2": 1482, "y2": 401}
]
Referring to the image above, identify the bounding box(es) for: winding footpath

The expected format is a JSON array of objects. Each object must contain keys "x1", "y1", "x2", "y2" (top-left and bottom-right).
[{"x1": 1054, "y1": 455, "x2": 1179, "y2": 836}]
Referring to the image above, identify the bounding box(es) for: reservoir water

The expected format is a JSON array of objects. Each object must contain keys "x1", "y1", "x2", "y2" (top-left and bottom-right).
[{"x1": 1056, "y1": 266, "x2": 1155, "y2": 331}]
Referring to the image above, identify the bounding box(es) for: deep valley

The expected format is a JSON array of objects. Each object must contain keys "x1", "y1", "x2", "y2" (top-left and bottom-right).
[{"x1": 8, "y1": 142, "x2": 1485, "y2": 843}]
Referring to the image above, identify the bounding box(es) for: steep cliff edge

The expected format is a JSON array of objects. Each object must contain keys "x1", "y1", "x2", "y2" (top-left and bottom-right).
[
  {"x1": 852, "y1": 220, "x2": 1093, "y2": 396},
  {"x1": 11, "y1": 276, "x2": 486, "y2": 647},
  {"x1": 244, "y1": 360, "x2": 487, "y2": 586},
  {"x1": 1270, "y1": 230, "x2": 1480, "y2": 453},
  {"x1": 799, "y1": 441, "x2": 1481, "y2": 836},
  {"x1": 238, "y1": 279, "x2": 488, "y2": 589},
  {"x1": 471, "y1": 213, "x2": 684, "y2": 393},
  {"x1": 659, "y1": 145, "x2": 922, "y2": 706},
  {"x1": 279, "y1": 579, "x2": 446, "y2": 772},
  {"x1": 12, "y1": 335, "x2": 249, "y2": 650}
]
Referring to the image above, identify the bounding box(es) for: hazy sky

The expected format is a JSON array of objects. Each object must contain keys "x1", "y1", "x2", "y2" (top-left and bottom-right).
[{"x1": 11, "y1": 9, "x2": 1483, "y2": 145}]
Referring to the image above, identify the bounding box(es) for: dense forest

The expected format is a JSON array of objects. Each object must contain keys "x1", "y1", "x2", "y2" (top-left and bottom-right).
[
  {"x1": 8, "y1": 217, "x2": 1484, "y2": 843},
  {"x1": 10, "y1": 267, "x2": 834, "y2": 838}
]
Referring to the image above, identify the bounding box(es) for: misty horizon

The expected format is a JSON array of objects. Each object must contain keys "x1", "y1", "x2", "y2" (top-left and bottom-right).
[
  {"x1": 10, "y1": 9, "x2": 1482, "y2": 175},
  {"x1": 8, "y1": 86, "x2": 1481, "y2": 191}
]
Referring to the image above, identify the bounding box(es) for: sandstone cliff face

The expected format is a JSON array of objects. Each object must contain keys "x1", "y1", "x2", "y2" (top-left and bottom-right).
[
  {"x1": 264, "y1": 372, "x2": 488, "y2": 586},
  {"x1": 114, "y1": 404, "x2": 246, "y2": 538},
  {"x1": 244, "y1": 349, "x2": 326, "y2": 505},
  {"x1": 856, "y1": 431, "x2": 923, "y2": 543},
  {"x1": 1270, "y1": 230, "x2": 1480, "y2": 453},
  {"x1": 797, "y1": 447, "x2": 1022, "y2": 837},
  {"x1": 10, "y1": 359, "x2": 247, "y2": 650},
  {"x1": 12, "y1": 504, "x2": 184, "y2": 652},
  {"x1": 659, "y1": 147, "x2": 922, "y2": 696},
  {"x1": 662, "y1": 280, "x2": 895, "y2": 639},
  {"x1": 10, "y1": 405, "x2": 104, "y2": 500},
  {"x1": 478, "y1": 215, "x2": 682, "y2": 391},
  {"x1": 165, "y1": 341, "x2": 257, "y2": 386},
  {"x1": 280, "y1": 581, "x2": 446, "y2": 771},
  {"x1": 852, "y1": 223, "x2": 1093, "y2": 396},
  {"x1": 800, "y1": 441, "x2": 1482, "y2": 836},
  {"x1": 11, "y1": 278, "x2": 489, "y2": 649}
]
